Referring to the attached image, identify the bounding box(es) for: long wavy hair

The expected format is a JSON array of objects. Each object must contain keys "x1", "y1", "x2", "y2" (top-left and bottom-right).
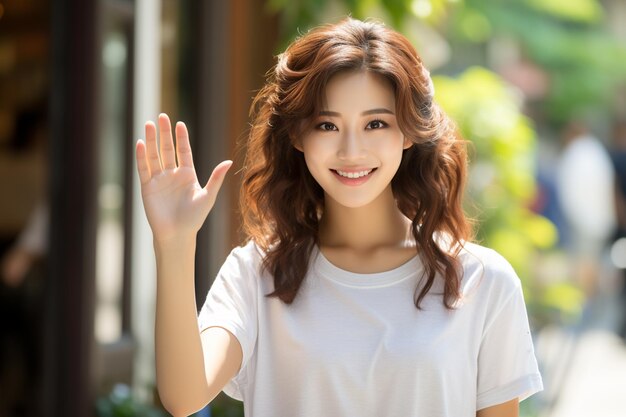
[{"x1": 240, "y1": 17, "x2": 474, "y2": 309}]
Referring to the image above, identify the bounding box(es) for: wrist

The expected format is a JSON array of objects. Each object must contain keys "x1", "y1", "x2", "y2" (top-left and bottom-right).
[
  {"x1": 153, "y1": 236, "x2": 197, "y2": 285},
  {"x1": 153, "y1": 234, "x2": 197, "y2": 254}
]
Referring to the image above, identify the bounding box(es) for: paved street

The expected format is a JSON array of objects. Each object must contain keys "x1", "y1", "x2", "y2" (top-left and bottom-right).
[
  {"x1": 548, "y1": 329, "x2": 626, "y2": 417},
  {"x1": 536, "y1": 295, "x2": 626, "y2": 417}
]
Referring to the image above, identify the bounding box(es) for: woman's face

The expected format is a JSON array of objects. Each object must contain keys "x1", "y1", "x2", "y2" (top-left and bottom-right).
[{"x1": 296, "y1": 70, "x2": 411, "y2": 208}]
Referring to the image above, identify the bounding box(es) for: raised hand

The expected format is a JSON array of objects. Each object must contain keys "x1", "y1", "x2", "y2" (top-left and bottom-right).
[{"x1": 136, "y1": 113, "x2": 232, "y2": 243}]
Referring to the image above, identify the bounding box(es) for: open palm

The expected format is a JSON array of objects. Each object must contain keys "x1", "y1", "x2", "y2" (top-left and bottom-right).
[{"x1": 136, "y1": 113, "x2": 232, "y2": 243}]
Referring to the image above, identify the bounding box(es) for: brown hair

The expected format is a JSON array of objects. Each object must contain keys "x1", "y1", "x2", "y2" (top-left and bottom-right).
[{"x1": 240, "y1": 17, "x2": 474, "y2": 309}]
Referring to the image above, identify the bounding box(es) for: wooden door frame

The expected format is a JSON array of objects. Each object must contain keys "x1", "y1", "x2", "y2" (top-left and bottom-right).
[{"x1": 46, "y1": 0, "x2": 100, "y2": 414}]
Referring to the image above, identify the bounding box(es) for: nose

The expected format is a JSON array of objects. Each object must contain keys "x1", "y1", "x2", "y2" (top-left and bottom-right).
[{"x1": 337, "y1": 129, "x2": 367, "y2": 161}]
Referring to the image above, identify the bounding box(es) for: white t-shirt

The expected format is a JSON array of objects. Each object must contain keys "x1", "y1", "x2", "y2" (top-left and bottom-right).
[{"x1": 198, "y1": 240, "x2": 543, "y2": 416}]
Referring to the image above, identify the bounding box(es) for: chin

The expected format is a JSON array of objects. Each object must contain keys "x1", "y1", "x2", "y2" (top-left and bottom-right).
[{"x1": 324, "y1": 192, "x2": 384, "y2": 209}]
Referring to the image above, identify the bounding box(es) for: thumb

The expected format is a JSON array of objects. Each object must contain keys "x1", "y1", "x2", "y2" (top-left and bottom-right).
[{"x1": 203, "y1": 160, "x2": 234, "y2": 206}]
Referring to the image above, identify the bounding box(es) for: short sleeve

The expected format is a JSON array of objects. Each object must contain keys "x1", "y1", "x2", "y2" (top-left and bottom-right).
[
  {"x1": 198, "y1": 243, "x2": 260, "y2": 400},
  {"x1": 476, "y1": 274, "x2": 544, "y2": 410}
]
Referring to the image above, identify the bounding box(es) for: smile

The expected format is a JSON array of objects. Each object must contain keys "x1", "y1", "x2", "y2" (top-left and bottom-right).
[{"x1": 333, "y1": 168, "x2": 375, "y2": 179}]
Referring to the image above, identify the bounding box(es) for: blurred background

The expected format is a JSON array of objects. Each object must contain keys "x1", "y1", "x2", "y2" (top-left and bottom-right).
[{"x1": 0, "y1": 0, "x2": 625, "y2": 416}]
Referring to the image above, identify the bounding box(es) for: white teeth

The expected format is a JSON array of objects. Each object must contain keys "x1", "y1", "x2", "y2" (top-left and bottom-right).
[{"x1": 335, "y1": 169, "x2": 373, "y2": 179}]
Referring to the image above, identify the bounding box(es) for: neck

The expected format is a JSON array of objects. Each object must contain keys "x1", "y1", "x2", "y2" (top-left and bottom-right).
[{"x1": 318, "y1": 185, "x2": 413, "y2": 252}]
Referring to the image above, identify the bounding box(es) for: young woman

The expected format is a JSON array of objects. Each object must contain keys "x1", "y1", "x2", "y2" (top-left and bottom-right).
[{"x1": 136, "y1": 18, "x2": 543, "y2": 417}]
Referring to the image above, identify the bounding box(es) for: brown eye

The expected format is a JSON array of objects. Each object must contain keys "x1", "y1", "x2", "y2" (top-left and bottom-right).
[
  {"x1": 318, "y1": 122, "x2": 338, "y2": 131},
  {"x1": 366, "y1": 120, "x2": 387, "y2": 130}
]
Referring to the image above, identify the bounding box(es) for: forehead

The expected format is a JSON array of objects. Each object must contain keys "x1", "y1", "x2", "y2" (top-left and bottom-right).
[{"x1": 322, "y1": 70, "x2": 396, "y2": 112}]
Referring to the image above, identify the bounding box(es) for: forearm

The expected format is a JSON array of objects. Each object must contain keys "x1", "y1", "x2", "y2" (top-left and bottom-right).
[
  {"x1": 154, "y1": 237, "x2": 209, "y2": 416},
  {"x1": 136, "y1": 113, "x2": 233, "y2": 415}
]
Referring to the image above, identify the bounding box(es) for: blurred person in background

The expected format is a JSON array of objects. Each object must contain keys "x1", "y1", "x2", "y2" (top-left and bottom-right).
[
  {"x1": 609, "y1": 119, "x2": 626, "y2": 341},
  {"x1": 1, "y1": 202, "x2": 48, "y2": 288},
  {"x1": 555, "y1": 121, "x2": 615, "y2": 307},
  {"x1": 0, "y1": 104, "x2": 48, "y2": 417}
]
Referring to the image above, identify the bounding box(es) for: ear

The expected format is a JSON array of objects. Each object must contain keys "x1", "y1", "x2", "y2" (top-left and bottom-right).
[
  {"x1": 402, "y1": 135, "x2": 413, "y2": 150},
  {"x1": 290, "y1": 132, "x2": 304, "y2": 152}
]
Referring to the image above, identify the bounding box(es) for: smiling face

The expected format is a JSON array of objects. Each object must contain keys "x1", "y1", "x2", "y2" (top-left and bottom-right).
[{"x1": 295, "y1": 70, "x2": 412, "y2": 209}]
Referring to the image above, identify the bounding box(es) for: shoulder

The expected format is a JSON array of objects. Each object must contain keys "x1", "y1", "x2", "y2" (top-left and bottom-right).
[
  {"x1": 456, "y1": 241, "x2": 522, "y2": 301},
  {"x1": 458, "y1": 242, "x2": 517, "y2": 277},
  {"x1": 229, "y1": 239, "x2": 265, "y2": 262},
  {"x1": 219, "y1": 240, "x2": 267, "y2": 278}
]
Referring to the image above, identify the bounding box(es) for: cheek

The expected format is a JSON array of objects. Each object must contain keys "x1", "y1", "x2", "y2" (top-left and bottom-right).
[
  {"x1": 302, "y1": 141, "x2": 329, "y2": 176},
  {"x1": 374, "y1": 136, "x2": 405, "y2": 164},
  {"x1": 302, "y1": 136, "x2": 333, "y2": 160}
]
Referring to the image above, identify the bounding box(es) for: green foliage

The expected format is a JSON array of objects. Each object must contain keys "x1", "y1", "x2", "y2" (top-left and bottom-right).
[
  {"x1": 434, "y1": 68, "x2": 543, "y2": 261},
  {"x1": 464, "y1": 0, "x2": 626, "y2": 124},
  {"x1": 540, "y1": 282, "x2": 585, "y2": 319},
  {"x1": 525, "y1": 0, "x2": 603, "y2": 23},
  {"x1": 95, "y1": 385, "x2": 167, "y2": 417},
  {"x1": 450, "y1": 7, "x2": 492, "y2": 42}
]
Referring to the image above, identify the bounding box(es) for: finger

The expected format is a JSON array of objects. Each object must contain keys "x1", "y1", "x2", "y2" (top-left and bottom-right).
[
  {"x1": 145, "y1": 121, "x2": 162, "y2": 175},
  {"x1": 203, "y1": 160, "x2": 233, "y2": 206},
  {"x1": 158, "y1": 113, "x2": 177, "y2": 169},
  {"x1": 135, "y1": 139, "x2": 152, "y2": 184},
  {"x1": 175, "y1": 121, "x2": 194, "y2": 168}
]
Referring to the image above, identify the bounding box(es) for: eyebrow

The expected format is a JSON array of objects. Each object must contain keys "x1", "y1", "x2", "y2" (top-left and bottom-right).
[{"x1": 318, "y1": 108, "x2": 395, "y2": 117}]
